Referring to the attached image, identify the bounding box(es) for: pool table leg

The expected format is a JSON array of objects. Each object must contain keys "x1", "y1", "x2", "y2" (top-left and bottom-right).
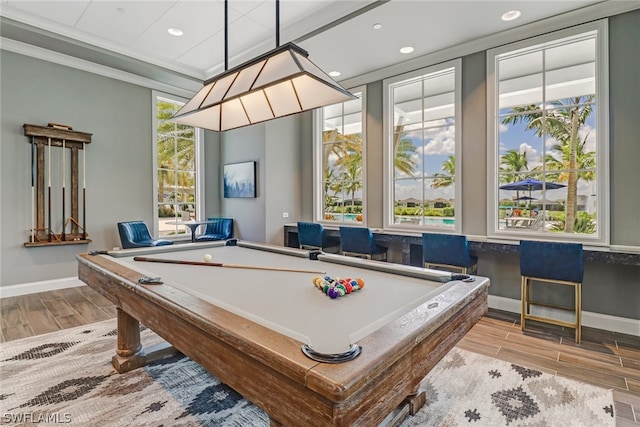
[
  {"x1": 111, "y1": 308, "x2": 176, "y2": 373},
  {"x1": 407, "y1": 390, "x2": 427, "y2": 415},
  {"x1": 384, "y1": 390, "x2": 427, "y2": 426}
]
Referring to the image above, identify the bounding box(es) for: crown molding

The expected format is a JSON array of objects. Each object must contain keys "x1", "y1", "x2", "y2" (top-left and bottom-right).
[{"x1": 1, "y1": 37, "x2": 200, "y2": 98}]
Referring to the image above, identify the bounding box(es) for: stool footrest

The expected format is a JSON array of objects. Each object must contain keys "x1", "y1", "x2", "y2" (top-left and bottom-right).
[
  {"x1": 522, "y1": 313, "x2": 578, "y2": 329},
  {"x1": 527, "y1": 300, "x2": 576, "y2": 312}
]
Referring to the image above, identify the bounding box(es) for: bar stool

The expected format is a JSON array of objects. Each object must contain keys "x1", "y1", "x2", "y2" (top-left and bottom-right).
[
  {"x1": 297, "y1": 222, "x2": 340, "y2": 253},
  {"x1": 519, "y1": 240, "x2": 584, "y2": 343},
  {"x1": 339, "y1": 226, "x2": 387, "y2": 261},
  {"x1": 422, "y1": 233, "x2": 478, "y2": 274}
]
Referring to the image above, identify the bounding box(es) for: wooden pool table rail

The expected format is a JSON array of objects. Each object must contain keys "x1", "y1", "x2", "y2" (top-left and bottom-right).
[{"x1": 77, "y1": 248, "x2": 488, "y2": 426}]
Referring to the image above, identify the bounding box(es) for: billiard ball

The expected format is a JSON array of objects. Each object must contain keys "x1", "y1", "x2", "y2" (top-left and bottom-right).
[{"x1": 203, "y1": 253, "x2": 213, "y2": 262}]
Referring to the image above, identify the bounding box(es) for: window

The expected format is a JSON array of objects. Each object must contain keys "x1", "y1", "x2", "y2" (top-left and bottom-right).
[
  {"x1": 315, "y1": 88, "x2": 365, "y2": 223},
  {"x1": 384, "y1": 60, "x2": 461, "y2": 230},
  {"x1": 488, "y1": 21, "x2": 608, "y2": 242},
  {"x1": 153, "y1": 93, "x2": 203, "y2": 239}
]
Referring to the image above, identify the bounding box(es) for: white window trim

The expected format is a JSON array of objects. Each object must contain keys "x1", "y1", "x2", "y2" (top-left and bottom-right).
[
  {"x1": 313, "y1": 86, "x2": 367, "y2": 225},
  {"x1": 382, "y1": 58, "x2": 463, "y2": 233},
  {"x1": 151, "y1": 90, "x2": 205, "y2": 239},
  {"x1": 486, "y1": 20, "x2": 609, "y2": 246}
]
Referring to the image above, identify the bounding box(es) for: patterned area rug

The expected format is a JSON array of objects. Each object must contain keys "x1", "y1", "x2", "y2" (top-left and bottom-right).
[{"x1": 0, "y1": 320, "x2": 615, "y2": 426}]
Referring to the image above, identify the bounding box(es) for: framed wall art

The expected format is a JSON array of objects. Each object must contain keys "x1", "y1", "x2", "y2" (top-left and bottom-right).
[{"x1": 223, "y1": 161, "x2": 256, "y2": 198}]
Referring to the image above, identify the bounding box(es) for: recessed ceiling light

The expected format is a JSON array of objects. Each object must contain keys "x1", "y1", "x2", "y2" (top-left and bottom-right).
[
  {"x1": 399, "y1": 46, "x2": 414, "y2": 54},
  {"x1": 372, "y1": 23, "x2": 382, "y2": 30},
  {"x1": 329, "y1": 71, "x2": 341, "y2": 77},
  {"x1": 501, "y1": 10, "x2": 521, "y2": 21},
  {"x1": 168, "y1": 27, "x2": 184, "y2": 37}
]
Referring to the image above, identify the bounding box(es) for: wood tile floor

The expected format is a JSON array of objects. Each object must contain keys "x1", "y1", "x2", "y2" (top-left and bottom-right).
[{"x1": 2, "y1": 286, "x2": 639, "y2": 425}]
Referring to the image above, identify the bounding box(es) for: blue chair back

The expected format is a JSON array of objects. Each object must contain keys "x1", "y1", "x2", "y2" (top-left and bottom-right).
[
  {"x1": 519, "y1": 240, "x2": 583, "y2": 283},
  {"x1": 195, "y1": 218, "x2": 233, "y2": 241},
  {"x1": 298, "y1": 222, "x2": 324, "y2": 248},
  {"x1": 340, "y1": 226, "x2": 376, "y2": 254},
  {"x1": 422, "y1": 233, "x2": 474, "y2": 268},
  {"x1": 117, "y1": 221, "x2": 173, "y2": 249}
]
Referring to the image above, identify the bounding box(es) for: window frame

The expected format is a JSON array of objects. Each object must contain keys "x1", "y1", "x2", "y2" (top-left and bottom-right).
[
  {"x1": 152, "y1": 91, "x2": 205, "y2": 240},
  {"x1": 382, "y1": 59, "x2": 463, "y2": 233},
  {"x1": 313, "y1": 85, "x2": 367, "y2": 225},
  {"x1": 486, "y1": 20, "x2": 609, "y2": 245}
]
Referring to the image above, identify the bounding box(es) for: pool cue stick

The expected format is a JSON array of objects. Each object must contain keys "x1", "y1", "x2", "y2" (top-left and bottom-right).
[
  {"x1": 82, "y1": 142, "x2": 86, "y2": 239},
  {"x1": 30, "y1": 136, "x2": 35, "y2": 242},
  {"x1": 47, "y1": 138, "x2": 52, "y2": 242},
  {"x1": 133, "y1": 257, "x2": 326, "y2": 274},
  {"x1": 61, "y1": 139, "x2": 66, "y2": 241}
]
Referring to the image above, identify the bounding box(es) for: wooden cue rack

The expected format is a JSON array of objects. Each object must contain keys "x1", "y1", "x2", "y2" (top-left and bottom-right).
[{"x1": 23, "y1": 124, "x2": 92, "y2": 247}]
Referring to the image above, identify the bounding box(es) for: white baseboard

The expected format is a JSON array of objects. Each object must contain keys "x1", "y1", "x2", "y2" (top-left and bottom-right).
[
  {"x1": 488, "y1": 295, "x2": 640, "y2": 337},
  {"x1": 0, "y1": 277, "x2": 84, "y2": 298}
]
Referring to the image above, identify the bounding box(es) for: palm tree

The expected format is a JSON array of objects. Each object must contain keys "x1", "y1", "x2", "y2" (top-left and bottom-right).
[
  {"x1": 432, "y1": 156, "x2": 455, "y2": 188},
  {"x1": 341, "y1": 160, "x2": 363, "y2": 208},
  {"x1": 501, "y1": 95, "x2": 594, "y2": 232},
  {"x1": 498, "y1": 149, "x2": 530, "y2": 200},
  {"x1": 542, "y1": 134, "x2": 596, "y2": 184},
  {"x1": 392, "y1": 125, "x2": 419, "y2": 176},
  {"x1": 322, "y1": 130, "x2": 362, "y2": 217},
  {"x1": 157, "y1": 100, "x2": 196, "y2": 214}
]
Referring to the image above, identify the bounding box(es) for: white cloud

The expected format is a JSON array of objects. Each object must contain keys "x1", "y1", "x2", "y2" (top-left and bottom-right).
[
  {"x1": 520, "y1": 142, "x2": 542, "y2": 169},
  {"x1": 579, "y1": 124, "x2": 596, "y2": 152},
  {"x1": 422, "y1": 126, "x2": 455, "y2": 155}
]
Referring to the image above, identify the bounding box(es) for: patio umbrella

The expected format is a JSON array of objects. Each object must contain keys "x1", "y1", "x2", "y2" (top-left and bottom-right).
[
  {"x1": 500, "y1": 178, "x2": 566, "y2": 192},
  {"x1": 500, "y1": 178, "x2": 566, "y2": 203}
]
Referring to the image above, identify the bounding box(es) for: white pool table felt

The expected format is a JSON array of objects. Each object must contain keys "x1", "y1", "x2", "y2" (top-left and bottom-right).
[{"x1": 107, "y1": 244, "x2": 457, "y2": 355}]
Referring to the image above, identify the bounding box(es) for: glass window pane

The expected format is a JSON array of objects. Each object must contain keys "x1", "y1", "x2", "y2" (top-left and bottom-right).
[
  {"x1": 394, "y1": 80, "x2": 422, "y2": 127},
  {"x1": 394, "y1": 132, "x2": 421, "y2": 177},
  {"x1": 423, "y1": 125, "x2": 455, "y2": 177},
  {"x1": 498, "y1": 51, "x2": 543, "y2": 110},
  {"x1": 498, "y1": 116, "x2": 544, "y2": 169},
  {"x1": 156, "y1": 95, "x2": 198, "y2": 238},
  {"x1": 390, "y1": 64, "x2": 458, "y2": 229},
  {"x1": 425, "y1": 176, "x2": 455, "y2": 225},
  {"x1": 320, "y1": 90, "x2": 365, "y2": 223}
]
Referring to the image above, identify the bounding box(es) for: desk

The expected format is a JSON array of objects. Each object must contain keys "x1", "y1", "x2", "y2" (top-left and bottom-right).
[
  {"x1": 165, "y1": 220, "x2": 216, "y2": 242},
  {"x1": 284, "y1": 224, "x2": 640, "y2": 266},
  {"x1": 78, "y1": 241, "x2": 488, "y2": 426}
]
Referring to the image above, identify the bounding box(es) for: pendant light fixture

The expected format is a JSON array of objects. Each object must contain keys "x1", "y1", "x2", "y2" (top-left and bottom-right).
[{"x1": 173, "y1": 0, "x2": 355, "y2": 132}]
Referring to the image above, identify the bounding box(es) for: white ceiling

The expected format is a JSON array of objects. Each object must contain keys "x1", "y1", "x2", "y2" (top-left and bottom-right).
[{"x1": 0, "y1": 0, "x2": 626, "y2": 89}]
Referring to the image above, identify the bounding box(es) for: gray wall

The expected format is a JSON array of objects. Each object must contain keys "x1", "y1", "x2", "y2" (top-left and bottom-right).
[
  {"x1": 0, "y1": 52, "x2": 223, "y2": 288},
  {"x1": 1, "y1": 51, "x2": 155, "y2": 285},
  {"x1": 219, "y1": 114, "x2": 305, "y2": 245},
  {"x1": 609, "y1": 10, "x2": 640, "y2": 247}
]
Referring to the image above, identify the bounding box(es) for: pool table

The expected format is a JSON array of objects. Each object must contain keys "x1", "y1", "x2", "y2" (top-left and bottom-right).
[{"x1": 77, "y1": 240, "x2": 489, "y2": 426}]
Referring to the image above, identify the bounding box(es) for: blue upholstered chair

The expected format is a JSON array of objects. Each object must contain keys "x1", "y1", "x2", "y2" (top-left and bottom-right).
[
  {"x1": 117, "y1": 221, "x2": 173, "y2": 249},
  {"x1": 422, "y1": 233, "x2": 478, "y2": 274},
  {"x1": 297, "y1": 222, "x2": 340, "y2": 253},
  {"x1": 339, "y1": 226, "x2": 387, "y2": 261},
  {"x1": 195, "y1": 218, "x2": 233, "y2": 242},
  {"x1": 519, "y1": 240, "x2": 584, "y2": 343}
]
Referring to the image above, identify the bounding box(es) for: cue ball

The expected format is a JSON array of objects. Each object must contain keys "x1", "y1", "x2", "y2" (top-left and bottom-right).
[{"x1": 203, "y1": 254, "x2": 213, "y2": 262}]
